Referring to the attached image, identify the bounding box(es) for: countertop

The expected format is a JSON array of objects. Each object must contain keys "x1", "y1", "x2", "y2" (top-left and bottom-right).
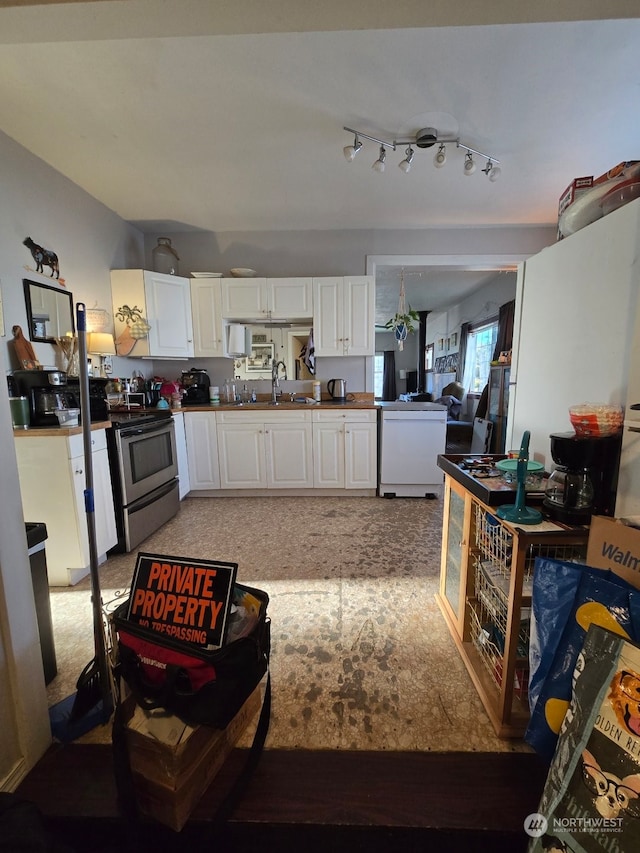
[{"x1": 13, "y1": 420, "x2": 112, "y2": 438}]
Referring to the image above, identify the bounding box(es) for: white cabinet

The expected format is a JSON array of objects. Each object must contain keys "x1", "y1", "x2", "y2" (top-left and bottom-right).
[
  {"x1": 111, "y1": 269, "x2": 194, "y2": 358},
  {"x1": 267, "y1": 278, "x2": 313, "y2": 318},
  {"x1": 221, "y1": 278, "x2": 268, "y2": 319},
  {"x1": 184, "y1": 412, "x2": 220, "y2": 490},
  {"x1": 14, "y1": 430, "x2": 117, "y2": 586},
  {"x1": 221, "y1": 277, "x2": 313, "y2": 320},
  {"x1": 312, "y1": 276, "x2": 375, "y2": 356},
  {"x1": 312, "y1": 410, "x2": 377, "y2": 489},
  {"x1": 217, "y1": 410, "x2": 313, "y2": 489},
  {"x1": 172, "y1": 412, "x2": 191, "y2": 498},
  {"x1": 190, "y1": 277, "x2": 226, "y2": 358}
]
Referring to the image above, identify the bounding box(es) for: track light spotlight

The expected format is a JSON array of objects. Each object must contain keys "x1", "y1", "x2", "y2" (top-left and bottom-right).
[
  {"x1": 372, "y1": 145, "x2": 386, "y2": 172},
  {"x1": 482, "y1": 160, "x2": 502, "y2": 182},
  {"x1": 463, "y1": 152, "x2": 476, "y2": 176},
  {"x1": 343, "y1": 135, "x2": 362, "y2": 162},
  {"x1": 398, "y1": 146, "x2": 414, "y2": 173},
  {"x1": 433, "y1": 143, "x2": 447, "y2": 168}
]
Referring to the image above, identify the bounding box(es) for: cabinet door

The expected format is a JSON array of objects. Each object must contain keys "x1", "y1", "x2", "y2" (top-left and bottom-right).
[
  {"x1": 312, "y1": 277, "x2": 343, "y2": 356},
  {"x1": 267, "y1": 278, "x2": 313, "y2": 318},
  {"x1": 343, "y1": 276, "x2": 374, "y2": 356},
  {"x1": 144, "y1": 271, "x2": 194, "y2": 358},
  {"x1": 438, "y1": 476, "x2": 473, "y2": 637},
  {"x1": 217, "y1": 422, "x2": 266, "y2": 488},
  {"x1": 91, "y1": 447, "x2": 118, "y2": 556},
  {"x1": 264, "y1": 421, "x2": 313, "y2": 487},
  {"x1": 184, "y1": 412, "x2": 220, "y2": 490},
  {"x1": 344, "y1": 421, "x2": 377, "y2": 488},
  {"x1": 172, "y1": 412, "x2": 191, "y2": 498},
  {"x1": 313, "y1": 422, "x2": 344, "y2": 488},
  {"x1": 190, "y1": 278, "x2": 226, "y2": 358},
  {"x1": 221, "y1": 278, "x2": 268, "y2": 319}
]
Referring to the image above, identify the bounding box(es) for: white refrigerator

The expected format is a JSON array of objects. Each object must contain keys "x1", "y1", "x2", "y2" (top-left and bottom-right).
[{"x1": 507, "y1": 196, "x2": 640, "y2": 514}]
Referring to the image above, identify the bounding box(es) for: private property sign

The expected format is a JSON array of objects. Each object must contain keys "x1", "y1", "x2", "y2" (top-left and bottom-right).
[{"x1": 126, "y1": 552, "x2": 238, "y2": 649}]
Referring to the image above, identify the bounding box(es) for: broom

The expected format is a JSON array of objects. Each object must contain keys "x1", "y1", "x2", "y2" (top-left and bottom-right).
[{"x1": 68, "y1": 303, "x2": 114, "y2": 723}]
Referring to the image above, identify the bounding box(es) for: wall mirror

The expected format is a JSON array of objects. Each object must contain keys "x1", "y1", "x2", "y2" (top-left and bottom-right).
[{"x1": 23, "y1": 278, "x2": 74, "y2": 342}]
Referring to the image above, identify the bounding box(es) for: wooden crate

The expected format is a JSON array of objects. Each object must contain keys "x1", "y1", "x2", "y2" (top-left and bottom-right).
[{"x1": 124, "y1": 686, "x2": 261, "y2": 831}]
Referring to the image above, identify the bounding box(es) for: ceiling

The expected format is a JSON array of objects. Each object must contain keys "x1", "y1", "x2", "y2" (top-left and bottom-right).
[{"x1": 1, "y1": 1, "x2": 639, "y2": 316}]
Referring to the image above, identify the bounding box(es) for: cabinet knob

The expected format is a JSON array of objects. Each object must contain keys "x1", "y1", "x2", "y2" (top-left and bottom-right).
[{"x1": 75, "y1": 467, "x2": 83, "y2": 475}]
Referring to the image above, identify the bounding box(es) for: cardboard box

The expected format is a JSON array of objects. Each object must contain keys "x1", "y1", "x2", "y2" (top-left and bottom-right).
[
  {"x1": 586, "y1": 515, "x2": 640, "y2": 591},
  {"x1": 558, "y1": 176, "x2": 594, "y2": 219},
  {"x1": 124, "y1": 685, "x2": 261, "y2": 831}
]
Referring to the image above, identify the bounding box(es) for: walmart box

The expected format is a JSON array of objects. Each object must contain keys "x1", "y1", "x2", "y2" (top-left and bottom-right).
[{"x1": 586, "y1": 515, "x2": 640, "y2": 591}]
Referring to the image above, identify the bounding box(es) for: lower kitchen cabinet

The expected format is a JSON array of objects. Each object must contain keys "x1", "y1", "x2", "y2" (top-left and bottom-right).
[
  {"x1": 312, "y1": 409, "x2": 377, "y2": 489},
  {"x1": 14, "y1": 429, "x2": 117, "y2": 586},
  {"x1": 183, "y1": 412, "x2": 220, "y2": 490},
  {"x1": 436, "y1": 472, "x2": 588, "y2": 738},
  {"x1": 217, "y1": 410, "x2": 313, "y2": 489}
]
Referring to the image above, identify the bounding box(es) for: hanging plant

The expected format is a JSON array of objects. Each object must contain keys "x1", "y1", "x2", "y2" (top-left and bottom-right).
[{"x1": 384, "y1": 269, "x2": 419, "y2": 350}]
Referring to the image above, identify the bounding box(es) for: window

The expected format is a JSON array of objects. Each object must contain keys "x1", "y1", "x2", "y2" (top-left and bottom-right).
[
  {"x1": 374, "y1": 353, "x2": 384, "y2": 399},
  {"x1": 463, "y1": 320, "x2": 498, "y2": 394}
]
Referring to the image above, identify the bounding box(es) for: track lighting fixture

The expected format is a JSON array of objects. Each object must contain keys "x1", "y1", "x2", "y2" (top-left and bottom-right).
[
  {"x1": 463, "y1": 151, "x2": 476, "y2": 176},
  {"x1": 343, "y1": 134, "x2": 363, "y2": 162},
  {"x1": 398, "y1": 146, "x2": 414, "y2": 173},
  {"x1": 342, "y1": 124, "x2": 500, "y2": 180},
  {"x1": 482, "y1": 159, "x2": 502, "y2": 182},
  {"x1": 372, "y1": 145, "x2": 386, "y2": 172},
  {"x1": 433, "y1": 143, "x2": 447, "y2": 168}
]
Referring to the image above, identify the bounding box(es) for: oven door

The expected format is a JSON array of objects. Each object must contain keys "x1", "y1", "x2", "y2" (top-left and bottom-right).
[{"x1": 115, "y1": 417, "x2": 178, "y2": 506}]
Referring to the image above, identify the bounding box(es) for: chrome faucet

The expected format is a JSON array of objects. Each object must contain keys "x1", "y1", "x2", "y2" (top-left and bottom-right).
[{"x1": 270, "y1": 360, "x2": 287, "y2": 404}]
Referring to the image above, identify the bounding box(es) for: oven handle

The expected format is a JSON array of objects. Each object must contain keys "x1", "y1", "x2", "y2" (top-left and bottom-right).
[{"x1": 118, "y1": 419, "x2": 174, "y2": 440}]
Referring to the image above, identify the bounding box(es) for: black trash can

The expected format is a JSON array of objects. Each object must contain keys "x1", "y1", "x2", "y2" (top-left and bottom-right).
[{"x1": 26, "y1": 523, "x2": 57, "y2": 685}]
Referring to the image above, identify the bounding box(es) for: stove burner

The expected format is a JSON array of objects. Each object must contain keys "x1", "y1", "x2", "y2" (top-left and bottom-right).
[{"x1": 109, "y1": 409, "x2": 172, "y2": 429}]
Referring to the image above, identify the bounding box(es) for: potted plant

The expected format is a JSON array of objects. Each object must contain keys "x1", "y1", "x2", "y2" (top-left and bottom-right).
[{"x1": 384, "y1": 307, "x2": 419, "y2": 350}]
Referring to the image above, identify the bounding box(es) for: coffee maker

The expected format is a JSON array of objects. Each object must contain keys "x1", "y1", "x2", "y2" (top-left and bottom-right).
[
  {"x1": 13, "y1": 369, "x2": 79, "y2": 426},
  {"x1": 543, "y1": 431, "x2": 622, "y2": 524},
  {"x1": 181, "y1": 368, "x2": 211, "y2": 405}
]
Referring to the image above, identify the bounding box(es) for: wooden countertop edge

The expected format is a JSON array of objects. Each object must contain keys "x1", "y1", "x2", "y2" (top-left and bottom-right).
[{"x1": 13, "y1": 420, "x2": 112, "y2": 438}]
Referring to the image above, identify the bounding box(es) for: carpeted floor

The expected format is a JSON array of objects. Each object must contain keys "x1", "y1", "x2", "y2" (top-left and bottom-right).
[{"x1": 47, "y1": 495, "x2": 530, "y2": 753}]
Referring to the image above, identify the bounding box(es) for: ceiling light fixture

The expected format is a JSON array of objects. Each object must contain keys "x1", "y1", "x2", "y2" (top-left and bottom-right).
[
  {"x1": 463, "y1": 151, "x2": 476, "y2": 176},
  {"x1": 482, "y1": 159, "x2": 502, "y2": 182},
  {"x1": 398, "y1": 146, "x2": 415, "y2": 173},
  {"x1": 433, "y1": 143, "x2": 447, "y2": 168},
  {"x1": 343, "y1": 125, "x2": 500, "y2": 180},
  {"x1": 343, "y1": 134, "x2": 363, "y2": 162},
  {"x1": 372, "y1": 145, "x2": 387, "y2": 173}
]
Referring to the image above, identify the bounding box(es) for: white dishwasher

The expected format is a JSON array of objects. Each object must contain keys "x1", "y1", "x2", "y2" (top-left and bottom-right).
[{"x1": 378, "y1": 402, "x2": 447, "y2": 498}]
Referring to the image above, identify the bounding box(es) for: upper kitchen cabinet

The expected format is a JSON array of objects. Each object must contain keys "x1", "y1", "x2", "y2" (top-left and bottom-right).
[
  {"x1": 220, "y1": 277, "x2": 312, "y2": 320},
  {"x1": 313, "y1": 276, "x2": 375, "y2": 357},
  {"x1": 190, "y1": 276, "x2": 226, "y2": 358},
  {"x1": 111, "y1": 270, "x2": 194, "y2": 359}
]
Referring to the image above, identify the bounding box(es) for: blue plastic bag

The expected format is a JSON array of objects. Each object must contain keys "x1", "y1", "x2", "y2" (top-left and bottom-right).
[{"x1": 526, "y1": 556, "x2": 640, "y2": 762}]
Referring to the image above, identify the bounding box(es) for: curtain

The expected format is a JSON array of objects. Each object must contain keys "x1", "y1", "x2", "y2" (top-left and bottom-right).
[
  {"x1": 382, "y1": 350, "x2": 397, "y2": 401},
  {"x1": 417, "y1": 310, "x2": 429, "y2": 392},
  {"x1": 492, "y1": 300, "x2": 516, "y2": 361},
  {"x1": 457, "y1": 322, "x2": 470, "y2": 384}
]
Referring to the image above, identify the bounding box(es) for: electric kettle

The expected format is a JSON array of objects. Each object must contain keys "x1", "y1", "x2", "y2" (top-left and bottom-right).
[{"x1": 327, "y1": 378, "x2": 347, "y2": 402}]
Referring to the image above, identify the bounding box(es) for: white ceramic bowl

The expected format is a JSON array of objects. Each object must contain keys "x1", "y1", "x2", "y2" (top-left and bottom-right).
[{"x1": 230, "y1": 268, "x2": 257, "y2": 278}]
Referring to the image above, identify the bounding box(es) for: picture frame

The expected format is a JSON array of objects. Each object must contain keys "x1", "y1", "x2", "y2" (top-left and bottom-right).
[
  {"x1": 438, "y1": 337, "x2": 445, "y2": 351},
  {"x1": 246, "y1": 342, "x2": 275, "y2": 372},
  {"x1": 451, "y1": 332, "x2": 458, "y2": 347}
]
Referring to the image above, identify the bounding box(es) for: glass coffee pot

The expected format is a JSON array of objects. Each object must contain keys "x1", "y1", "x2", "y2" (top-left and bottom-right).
[{"x1": 543, "y1": 432, "x2": 598, "y2": 524}]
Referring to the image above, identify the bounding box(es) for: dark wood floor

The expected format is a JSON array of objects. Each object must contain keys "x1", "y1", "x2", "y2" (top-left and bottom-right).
[{"x1": 15, "y1": 744, "x2": 548, "y2": 853}]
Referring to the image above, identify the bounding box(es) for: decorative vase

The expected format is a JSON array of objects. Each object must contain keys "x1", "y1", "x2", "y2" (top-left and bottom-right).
[{"x1": 152, "y1": 237, "x2": 180, "y2": 275}]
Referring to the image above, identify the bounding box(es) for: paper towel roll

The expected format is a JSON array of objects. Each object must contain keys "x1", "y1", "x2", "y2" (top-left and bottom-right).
[{"x1": 227, "y1": 324, "x2": 248, "y2": 356}]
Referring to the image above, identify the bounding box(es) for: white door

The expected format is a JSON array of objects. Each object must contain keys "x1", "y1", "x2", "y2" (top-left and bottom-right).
[
  {"x1": 345, "y1": 421, "x2": 377, "y2": 488},
  {"x1": 313, "y1": 422, "x2": 345, "y2": 488},
  {"x1": 312, "y1": 277, "x2": 342, "y2": 356},
  {"x1": 343, "y1": 276, "x2": 375, "y2": 356},
  {"x1": 217, "y1": 423, "x2": 266, "y2": 488},
  {"x1": 144, "y1": 272, "x2": 194, "y2": 358},
  {"x1": 267, "y1": 278, "x2": 313, "y2": 319},
  {"x1": 265, "y1": 421, "x2": 313, "y2": 488},
  {"x1": 190, "y1": 278, "x2": 226, "y2": 358},
  {"x1": 184, "y1": 412, "x2": 220, "y2": 490},
  {"x1": 221, "y1": 278, "x2": 268, "y2": 319}
]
